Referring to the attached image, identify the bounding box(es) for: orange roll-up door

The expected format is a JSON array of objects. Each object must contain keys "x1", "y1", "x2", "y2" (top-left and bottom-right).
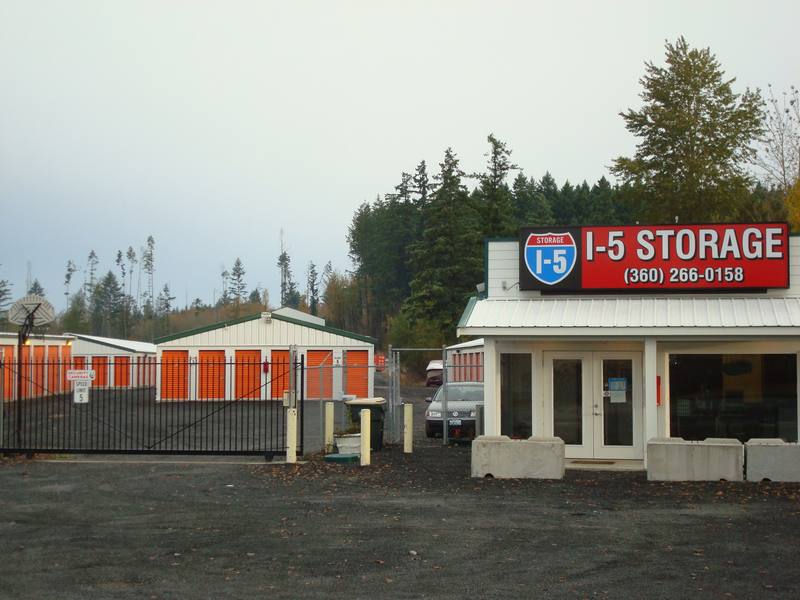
[
  {"x1": 235, "y1": 350, "x2": 261, "y2": 400},
  {"x1": 270, "y1": 350, "x2": 290, "y2": 400},
  {"x1": 1, "y1": 345, "x2": 13, "y2": 400},
  {"x1": 32, "y1": 346, "x2": 46, "y2": 397},
  {"x1": 161, "y1": 351, "x2": 188, "y2": 400},
  {"x1": 60, "y1": 345, "x2": 71, "y2": 391},
  {"x1": 47, "y1": 346, "x2": 60, "y2": 394},
  {"x1": 114, "y1": 356, "x2": 130, "y2": 387},
  {"x1": 345, "y1": 350, "x2": 369, "y2": 398},
  {"x1": 92, "y1": 356, "x2": 108, "y2": 387},
  {"x1": 307, "y1": 350, "x2": 333, "y2": 399},
  {"x1": 199, "y1": 350, "x2": 226, "y2": 400}
]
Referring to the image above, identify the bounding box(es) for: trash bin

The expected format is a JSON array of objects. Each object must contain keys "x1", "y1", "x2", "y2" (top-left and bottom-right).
[{"x1": 344, "y1": 398, "x2": 387, "y2": 451}]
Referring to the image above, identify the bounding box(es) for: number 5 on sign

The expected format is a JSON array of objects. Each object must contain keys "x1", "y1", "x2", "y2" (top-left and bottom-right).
[{"x1": 74, "y1": 380, "x2": 90, "y2": 404}]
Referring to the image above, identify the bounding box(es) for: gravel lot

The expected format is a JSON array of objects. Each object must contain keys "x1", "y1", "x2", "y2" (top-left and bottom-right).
[{"x1": 2, "y1": 385, "x2": 800, "y2": 599}]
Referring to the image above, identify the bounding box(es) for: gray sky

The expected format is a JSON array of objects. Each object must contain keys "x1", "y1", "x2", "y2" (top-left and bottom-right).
[{"x1": 1, "y1": 0, "x2": 798, "y2": 312}]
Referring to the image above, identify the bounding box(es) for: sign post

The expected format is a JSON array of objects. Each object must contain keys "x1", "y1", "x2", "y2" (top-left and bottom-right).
[{"x1": 67, "y1": 369, "x2": 95, "y2": 404}]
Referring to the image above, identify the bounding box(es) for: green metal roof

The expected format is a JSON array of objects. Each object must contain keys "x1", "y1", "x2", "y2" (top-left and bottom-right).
[{"x1": 154, "y1": 311, "x2": 376, "y2": 345}]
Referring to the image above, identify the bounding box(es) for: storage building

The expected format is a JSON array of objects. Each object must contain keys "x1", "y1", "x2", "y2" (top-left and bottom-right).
[
  {"x1": 0, "y1": 332, "x2": 73, "y2": 400},
  {"x1": 153, "y1": 307, "x2": 375, "y2": 402},
  {"x1": 68, "y1": 333, "x2": 157, "y2": 389},
  {"x1": 458, "y1": 223, "x2": 800, "y2": 468}
]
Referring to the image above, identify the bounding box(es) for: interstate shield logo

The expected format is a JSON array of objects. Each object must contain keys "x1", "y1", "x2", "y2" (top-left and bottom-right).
[{"x1": 524, "y1": 232, "x2": 577, "y2": 285}]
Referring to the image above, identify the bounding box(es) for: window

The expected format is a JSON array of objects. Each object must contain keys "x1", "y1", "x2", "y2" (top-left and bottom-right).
[
  {"x1": 669, "y1": 354, "x2": 797, "y2": 442},
  {"x1": 501, "y1": 354, "x2": 532, "y2": 438}
]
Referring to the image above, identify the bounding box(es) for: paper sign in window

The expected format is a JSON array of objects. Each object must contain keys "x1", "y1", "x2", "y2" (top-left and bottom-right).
[{"x1": 608, "y1": 377, "x2": 627, "y2": 403}]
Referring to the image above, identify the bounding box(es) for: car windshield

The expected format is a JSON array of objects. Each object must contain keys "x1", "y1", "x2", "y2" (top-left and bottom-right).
[{"x1": 433, "y1": 385, "x2": 483, "y2": 402}]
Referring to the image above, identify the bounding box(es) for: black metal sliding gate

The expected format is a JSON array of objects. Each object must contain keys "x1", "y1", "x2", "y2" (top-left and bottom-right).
[{"x1": 0, "y1": 357, "x2": 305, "y2": 457}]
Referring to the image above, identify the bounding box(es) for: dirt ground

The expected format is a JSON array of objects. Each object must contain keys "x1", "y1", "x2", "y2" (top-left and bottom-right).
[{"x1": 2, "y1": 387, "x2": 800, "y2": 599}]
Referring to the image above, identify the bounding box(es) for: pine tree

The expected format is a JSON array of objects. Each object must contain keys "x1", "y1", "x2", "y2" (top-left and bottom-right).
[
  {"x1": 307, "y1": 262, "x2": 319, "y2": 315},
  {"x1": 156, "y1": 284, "x2": 175, "y2": 315},
  {"x1": 85, "y1": 250, "x2": 99, "y2": 294},
  {"x1": 228, "y1": 258, "x2": 247, "y2": 306},
  {"x1": 27, "y1": 279, "x2": 45, "y2": 297},
  {"x1": 61, "y1": 289, "x2": 90, "y2": 333},
  {"x1": 64, "y1": 260, "x2": 77, "y2": 306},
  {"x1": 474, "y1": 133, "x2": 517, "y2": 237},
  {"x1": 277, "y1": 250, "x2": 300, "y2": 308},
  {"x1": 402, "y1": 147, "x2": 482, "y2": 341},
  {"x1": 0, "y1": 264, "x2": 12, "y2": 324},
  {"x1": 90, "y1": 272, "x2": 123, "y2": 336},
  {"x1": 219, "y1": 269, "x2": 231, "y2": 305},
  {"x1": 141, "y1": 236, "x2": 155, "y2": 314}
]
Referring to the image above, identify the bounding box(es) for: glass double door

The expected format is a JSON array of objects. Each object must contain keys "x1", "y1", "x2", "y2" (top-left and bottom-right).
[{"x1": 544, "y1": 352, "x2": 643, "y2": 460}]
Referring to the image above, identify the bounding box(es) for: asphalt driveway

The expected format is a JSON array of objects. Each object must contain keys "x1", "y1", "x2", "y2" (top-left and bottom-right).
[{"x1": 2, "y1": 440, "x2": 800, "y2": 599}]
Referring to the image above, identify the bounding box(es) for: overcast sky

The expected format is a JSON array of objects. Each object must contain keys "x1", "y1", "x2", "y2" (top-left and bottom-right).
[{"x1": 1, "y1": 0, "x2": 798, "y2": 312}]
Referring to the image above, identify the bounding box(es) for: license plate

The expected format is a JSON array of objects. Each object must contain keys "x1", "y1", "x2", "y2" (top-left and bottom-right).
[{"x1": 449, "y1": 419, "x2": 462, "y2": 426}]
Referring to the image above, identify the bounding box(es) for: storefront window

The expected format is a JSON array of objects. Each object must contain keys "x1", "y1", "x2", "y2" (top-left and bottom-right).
[
  {"x1": 669, "y1": 354, "x2": 797, "y2": 442},
  {"x1": 501, "y1": 354, "x2": 532, "y2": 438}
]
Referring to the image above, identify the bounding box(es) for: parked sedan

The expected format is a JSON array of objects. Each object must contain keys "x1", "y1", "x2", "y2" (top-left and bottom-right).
[{"x1": 425, "y1": 382, "x2": 484, "y2": 440}]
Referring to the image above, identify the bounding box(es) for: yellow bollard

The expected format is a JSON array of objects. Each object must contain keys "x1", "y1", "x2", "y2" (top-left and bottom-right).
[
  {"x1": 403, "y1": 403, "x2": 413, "y2": 454},
  {"x1": 324, "y1": 401, "x2": 335, "y2": 453},
  {"x1": 360, "y1": 408, "x2": 371, "y2": 466},
  {"x1": 286, "y1": 408, "x2": 297, "y2": 464}
]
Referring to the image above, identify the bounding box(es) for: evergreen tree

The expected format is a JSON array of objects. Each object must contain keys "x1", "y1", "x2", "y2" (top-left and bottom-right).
[
  {"x1": 126, "y1": 246, "x2": 138, "y2": 307},
  {"x1": 474, "y1": 134, "x2": 517, "y2": 237},
  {"x1": 248, "y1": 288, "x2": 262, "y2": 304},
  {"x1": 611, "y1": 37, "x2": 763, "y2": 222},
  {"x1": 277, "y1": 250, "x2": 300, "y2": 308},
  {"x1": 27, "y1": 279, "x2": 45, "y2": 297},
  {"x1": 141, "y1": 236, "x2": 155, "y2": 315},
  {"x1": 587, "y1": 176, "x2": 618, "y2": 225},
  {"x1": 228, "y1": 258, "x2": 247, "y2": 309},
  {"x1": 306, "y1": 262, "x2": 320, "y2": 316},
  {"x1": 552, "y1": 181, "x2": 576, "y2": 225},
  {"x1": 90, "y1": 272, "x2": 123, "y2": 336},
  {"x1": 61, "y1": 289, "x2": 90, "y2": 333},
  {"x1": 156, "y1": 283, "x2": 175, "y2": 315},
  {"x1": 411, "y1": 160, "x2": 432, "y2": 208},
  {"x1": 0, "y1": 265, "x2": 12, "y2": 326},
  {"x1": 400, "y1": 147, "x2": 482, "y2": 341},
  {"x1": 63, "y1": 260, "x2": 78, "y2": 308},
  {"x1": 85, "y1": 250, "x2": 99, "y2": 293},
  {"x1": 219, "y1": 269, "x2": 231, "y2": 305}
]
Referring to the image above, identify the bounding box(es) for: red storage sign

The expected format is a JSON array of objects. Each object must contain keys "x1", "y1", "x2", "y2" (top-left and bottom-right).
[{"x1": 519, "y1": 223, "x2": 789, "y2": 292}]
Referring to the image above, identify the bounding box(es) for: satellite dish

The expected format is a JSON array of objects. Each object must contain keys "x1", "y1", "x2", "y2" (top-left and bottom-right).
[{"x1": 8, "y1": 295, "x2": 56, "y2": 327}]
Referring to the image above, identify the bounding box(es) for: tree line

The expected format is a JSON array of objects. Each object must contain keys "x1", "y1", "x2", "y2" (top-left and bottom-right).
[
  {"x1": 1, "y1": 38, "x2": 797, "y2": 350},
  {"x1": 334, "y1": 37, "x2": 799, "y2": 351}
]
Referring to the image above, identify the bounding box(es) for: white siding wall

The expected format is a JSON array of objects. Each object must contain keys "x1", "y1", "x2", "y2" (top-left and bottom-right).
[
  {"x1": 157, "y1": 317, "x2": 371, "y2": 349},
  {"x1": 487, "y1": 237, "x2": 800, "y2": 300}
]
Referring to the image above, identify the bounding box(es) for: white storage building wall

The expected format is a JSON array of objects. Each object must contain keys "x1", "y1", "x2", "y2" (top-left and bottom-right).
[
  {"x1": 68, "y1": 334, "x2": 157, "y2": 389},
  {"x1": 154, "y1": 311, "x2": 375, "y2": 402}
]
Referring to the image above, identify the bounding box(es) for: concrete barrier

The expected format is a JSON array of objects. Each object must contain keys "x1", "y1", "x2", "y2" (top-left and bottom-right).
[
  {"x1": 746, "y1": 439, "x2": 800, "y2": 482},
  {"x1": 471, "y1": 436, "x2": 565, "y2": 479},
  {"x1": 647, "y1": 437, "x2": 743, "y2": 481}
]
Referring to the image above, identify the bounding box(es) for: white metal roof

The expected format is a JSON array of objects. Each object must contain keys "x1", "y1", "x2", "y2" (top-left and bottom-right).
[
  {"x1": 68, "y1": 333, "x2": 157, "y2": 354},
  {"x1": 447, "y1": 338, "x2": 484, "y2": 351},
  {"x1": 458, "y1": 297, "x2": 800, "y2": 337}
]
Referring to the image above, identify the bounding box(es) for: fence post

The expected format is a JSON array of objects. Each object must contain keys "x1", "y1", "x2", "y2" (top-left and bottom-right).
[
  {"x1": 324, "y1": 401, "x2": 334, "y2": 453},
  {"x1": 286, "y1": 407, "x2": 297, "y2": 463},
  {"x1": 403, "y1": 402, "x2": 413, "y2": 454},
  {"x1": 0, "y1": 358, "x2": 4, "y2": 448},
  {"x1": 360, "y1": 408, "x2": 371, "y2": 466}
]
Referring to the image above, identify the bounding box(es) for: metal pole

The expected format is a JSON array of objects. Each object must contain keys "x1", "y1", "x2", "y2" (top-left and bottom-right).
[
  {"x1": 0, "y1": 356, "x2": 4, "y2": 448},
  {"x1": 16, "y1": 330, "x2": 24, "y2": 447},
  {"x1": 442, "y1": 345, "x2": 448, "y2": 445}
]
